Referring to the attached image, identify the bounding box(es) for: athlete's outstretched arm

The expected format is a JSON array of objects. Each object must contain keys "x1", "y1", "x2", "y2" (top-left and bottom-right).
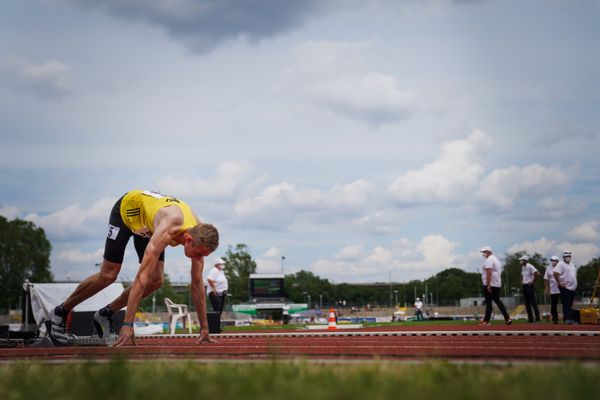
[
  {"x1": 191, "y1": 257, "x2": 215, "y2": 343},
  {"x1": 114, "y1": 218, "x2": 178, "y2": 347}
]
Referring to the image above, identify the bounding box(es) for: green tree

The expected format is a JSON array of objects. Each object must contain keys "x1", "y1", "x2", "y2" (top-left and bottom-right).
[
  {"x1": 425, "y1": 268, "x2": 481, "y2": 306},
  {"x1": 285, "y1": 270, "x2": 334, "y2": 308},
  {"x1": 577, "y1": 257, "x2": 600, "y2": 299},
  {"x1": 139, "y1": 273, "x2": 183, "y2": 312},
  {"x1": 0, "y1": 216, "x2": 53, "y2": 312},
  {"x1": 222, "y1": 244, "x2": 257, "y2": 303}
]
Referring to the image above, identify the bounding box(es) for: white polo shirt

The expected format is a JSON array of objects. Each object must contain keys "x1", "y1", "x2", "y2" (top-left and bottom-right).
[
  {"x1": 481, "y1": 254, "x2": 503, "y2": 288},
  {"x1": 521, "y1": 263, "x2": 539, "y2": 285},
  {"x1": 544, "y1": 266, "x2": 560, "y2": 295},
  {"x1": 414, "y1": 301, "x2": 423, "y2": 310},
  {"x1": 206, "y1": 267, "x2": 228, "y2": 295},
  {"x1": 553, "y1": 261, "x2": 577, "y2": 291}
]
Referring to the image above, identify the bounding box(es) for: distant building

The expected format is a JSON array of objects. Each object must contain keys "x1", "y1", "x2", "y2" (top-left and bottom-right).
[{"x1": 460, "y1": 297, "x2": 485, "y2": 307}]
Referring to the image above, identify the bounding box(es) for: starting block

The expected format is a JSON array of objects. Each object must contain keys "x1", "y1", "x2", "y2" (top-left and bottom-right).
[
  {"x1": 27, "y1": 321, "x2": 111, "y2": 347},
  {"x1": 27, "y1": 334, "x2": 110, "y2": 347}
]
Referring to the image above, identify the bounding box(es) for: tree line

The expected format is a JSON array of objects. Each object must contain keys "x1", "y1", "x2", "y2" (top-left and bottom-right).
[
  {"x1": 216, "y1": 245, "x2": 600, "y2": 309},
  {"x1": 1, "y1": 216, "x2": 598, "y2": 312}
]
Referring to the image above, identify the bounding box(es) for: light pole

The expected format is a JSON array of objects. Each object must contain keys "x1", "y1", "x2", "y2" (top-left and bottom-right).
[
  {"x1": 388, "y1": 271, "x2": 392, "y2": 308},
  {"x1": 393, "y1": 290, "x2": 398, "y2": 306},
  {"x1": 303, "y1": 291, "x2": 310, "y2": 309},
  {"x1": 319, "y1": 294, "x2": 323, "y2": 310},
  {"x1": 281, "y1": 256, "x2": 286, "y2": 274}
]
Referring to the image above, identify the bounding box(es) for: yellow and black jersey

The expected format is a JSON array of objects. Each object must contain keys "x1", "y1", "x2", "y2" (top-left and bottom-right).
[{"x1": 119, "y1": 190, "x2": 197, "y2": 242}]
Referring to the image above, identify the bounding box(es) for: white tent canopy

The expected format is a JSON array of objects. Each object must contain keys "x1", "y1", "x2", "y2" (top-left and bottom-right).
[{"x1": 29, "y1": 282, "x2": 125, "y2": 327}]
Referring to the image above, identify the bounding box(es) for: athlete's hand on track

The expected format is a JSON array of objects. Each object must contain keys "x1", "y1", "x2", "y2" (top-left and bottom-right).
[
  {"x1": 113, "y1": 325, "x2": 136, "y2": 347},
  {"x1": 198, "y1": 330, "x2": 217, "y2": 344}
]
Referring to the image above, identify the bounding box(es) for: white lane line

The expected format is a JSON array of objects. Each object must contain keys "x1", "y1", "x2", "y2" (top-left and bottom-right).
[{"x1": 140, "y1": 330, "x2": 600, "y2": 339}]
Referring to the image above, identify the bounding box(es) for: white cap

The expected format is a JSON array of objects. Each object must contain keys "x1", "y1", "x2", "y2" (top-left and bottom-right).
[
  {"x1": 480, "y1": 246, "x2": 492, "y2": 253},
  {"x1": 562, "y1": 251, "x2": 572, "y2": 257},
  {"x1": 214, "y1": 257, "x2": 226, "y2": 265},
  {"x1": 416, "y1": 297, "x2": 420, "y2": 301},
  {"x1": 550, "y1": 255, "x2": 559, "y2": 261},
  {"x1": 519, "y1": 255, "x2": 529, "y2": 261}
]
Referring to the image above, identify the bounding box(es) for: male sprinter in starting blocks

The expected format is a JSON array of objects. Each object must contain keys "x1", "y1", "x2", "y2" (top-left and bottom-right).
[{"x1": 49, "y1": 189, "x2": 219, "y2": 346}]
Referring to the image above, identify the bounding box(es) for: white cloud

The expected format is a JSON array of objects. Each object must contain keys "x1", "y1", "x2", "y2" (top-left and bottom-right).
[
  {"x1": 508, "y1": 236, "x2": 600, "y2": 265},
  {"x1": 388, "y1": 130, "x2": 575, "y2": 213},
  {"x1": 283, "y1": 40, "x2": 418, "y2": 127},
  {"x1": 417, "y1": 234, "x2": 458, "y2": 267},
  {"x1": 535, "y1": 196, "x2": 585, "y2": 219},
  {"x1": 364, "y1": 246, "x2": 394, "y2": 264},
  {"x1": 477, "y1": 164, "x2": 571, "y2": 210},
  {"x1": 2, "y1": 59, "x2": 73, "y2": 99},
  {"x1": 334, "y1": 245, "x2": 365, "y2": 260},
  {"x1": 312, "y1": 234, "x2": 459, "y2": 282},
  {"x1": 255, "y1": 246, "x2": 285, "y2": 274},
  {"x1": 55, "y1": 248, "x2": 104, "y2": 264},
  {"x1": 155, "y1": 161, "x2": 254, "y2": 200},
  {"x1": 50, "y1": 246, "x2": 112, "y2": 281},
  {"x1": 24, "y1": 198, "x2": 113, "y2": 239},
  {"x1": 234, "y1": 179, "x2": 374, "y2": 229},
  {"x1": 0, "y1": 205, "x2": 20, "y2": 219},
  {"x1": 507, "y1": 237, "x2": 558, "y2": 257},
  {"x1": 567, "y1": 220, "x2": 600, "y2": 241},
  {"x1": 389, "y1": 130, "x2": 490, "y2": 204},
  {"x1": 352, "y1": 211, "x2": 401, "y2": 235}
]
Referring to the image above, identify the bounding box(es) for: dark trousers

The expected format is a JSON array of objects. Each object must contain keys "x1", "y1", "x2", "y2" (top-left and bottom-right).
[
  {"x1": 522, "y1": 284, "x2": 540, "y2": 322},
  {"x1": 483, "y1": 286, "x2": 510, "y2": 322},
  {"x1": 209, "y1": 292, "x2": 227, "y2": 313},
  {"x1": 559, "y1": 287, "x2": 575, "y2": 322},
  {"x1": 415, "y1": 310, "x2": 424, "y2": 321},
  {"x1": 549, "y1": 293, "x2": 560, "y2": 323}
]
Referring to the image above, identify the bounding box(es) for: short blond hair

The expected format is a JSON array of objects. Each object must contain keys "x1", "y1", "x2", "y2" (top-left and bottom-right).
[{"x1": 188, "y1": 223, "x2": 219, "y2": 252}]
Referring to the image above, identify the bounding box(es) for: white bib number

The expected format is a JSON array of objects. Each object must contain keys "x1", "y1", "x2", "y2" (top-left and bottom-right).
[
  {"x1": 107, "y1": 224, "x2": 120, "y2": 240},
  {"x1": 142, "y1": 190, "x2": 165, "y2": 199}
]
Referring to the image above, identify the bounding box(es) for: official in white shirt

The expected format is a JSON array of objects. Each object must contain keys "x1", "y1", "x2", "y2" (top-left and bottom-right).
[
  {"x1": 414, "y1": 298, "x2": 424, "y2": 321},
  {"x1": 519, "y1": 255, "x2": 540, "y2": 323},
  {"x1": 553, "y1": 251, "x2": 578, "y2": 324},
  {"x1": 544, "y1": 255, "x2": 561, "y2": 324},
  {"x1": 206, "y1": 258, "x2": 229, "y2": 313},
  {"x1": 479, "y1": 246, "x2": 512, "y2": 326}
]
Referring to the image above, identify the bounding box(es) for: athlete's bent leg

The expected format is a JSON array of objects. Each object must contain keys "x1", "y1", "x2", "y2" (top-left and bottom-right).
[
  {"x1": 106, "y1": 261, "x2": 165, "y2": 312},
  {"x1": 63, "y1": 259, "x2": 122, "y2": 311}
]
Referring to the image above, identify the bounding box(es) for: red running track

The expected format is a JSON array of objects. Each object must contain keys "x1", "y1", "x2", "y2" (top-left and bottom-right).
[{"x1": 2, "y1": 325, "x2": 599, "y2": 362}]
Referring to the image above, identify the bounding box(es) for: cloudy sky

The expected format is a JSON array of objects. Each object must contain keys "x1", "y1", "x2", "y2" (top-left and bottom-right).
[{"x1": 1, "y1": 0, "x2": 599, "y2": 285}]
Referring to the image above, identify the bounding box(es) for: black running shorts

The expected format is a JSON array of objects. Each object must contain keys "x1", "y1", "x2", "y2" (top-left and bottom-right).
[{"x1": 103, "y1": 195, "x2": 165, "y2": 264}]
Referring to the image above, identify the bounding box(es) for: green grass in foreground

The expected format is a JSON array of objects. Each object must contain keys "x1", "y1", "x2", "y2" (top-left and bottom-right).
[{"x1": 1, "y1": 361, "x2": 598, "y2": 400}]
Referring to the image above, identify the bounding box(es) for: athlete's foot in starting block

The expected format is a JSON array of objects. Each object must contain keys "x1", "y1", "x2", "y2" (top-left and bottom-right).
[
  {"x1": 48, "y1": 306, "x2": 75, "y2": 346},
  {"x1": 93, "y1": 307, "x2": 117, "y2": 344}
]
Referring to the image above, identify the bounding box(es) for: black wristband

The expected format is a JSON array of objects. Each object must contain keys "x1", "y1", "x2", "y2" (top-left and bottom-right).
[{"x1": 121, "y1": 321, "x2": 134, "y2": 327}]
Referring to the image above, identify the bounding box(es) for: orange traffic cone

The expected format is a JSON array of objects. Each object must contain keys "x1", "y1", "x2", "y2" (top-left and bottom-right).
[{"x1": 328, "y1": 307, "x2": 337, "y2": 330}]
